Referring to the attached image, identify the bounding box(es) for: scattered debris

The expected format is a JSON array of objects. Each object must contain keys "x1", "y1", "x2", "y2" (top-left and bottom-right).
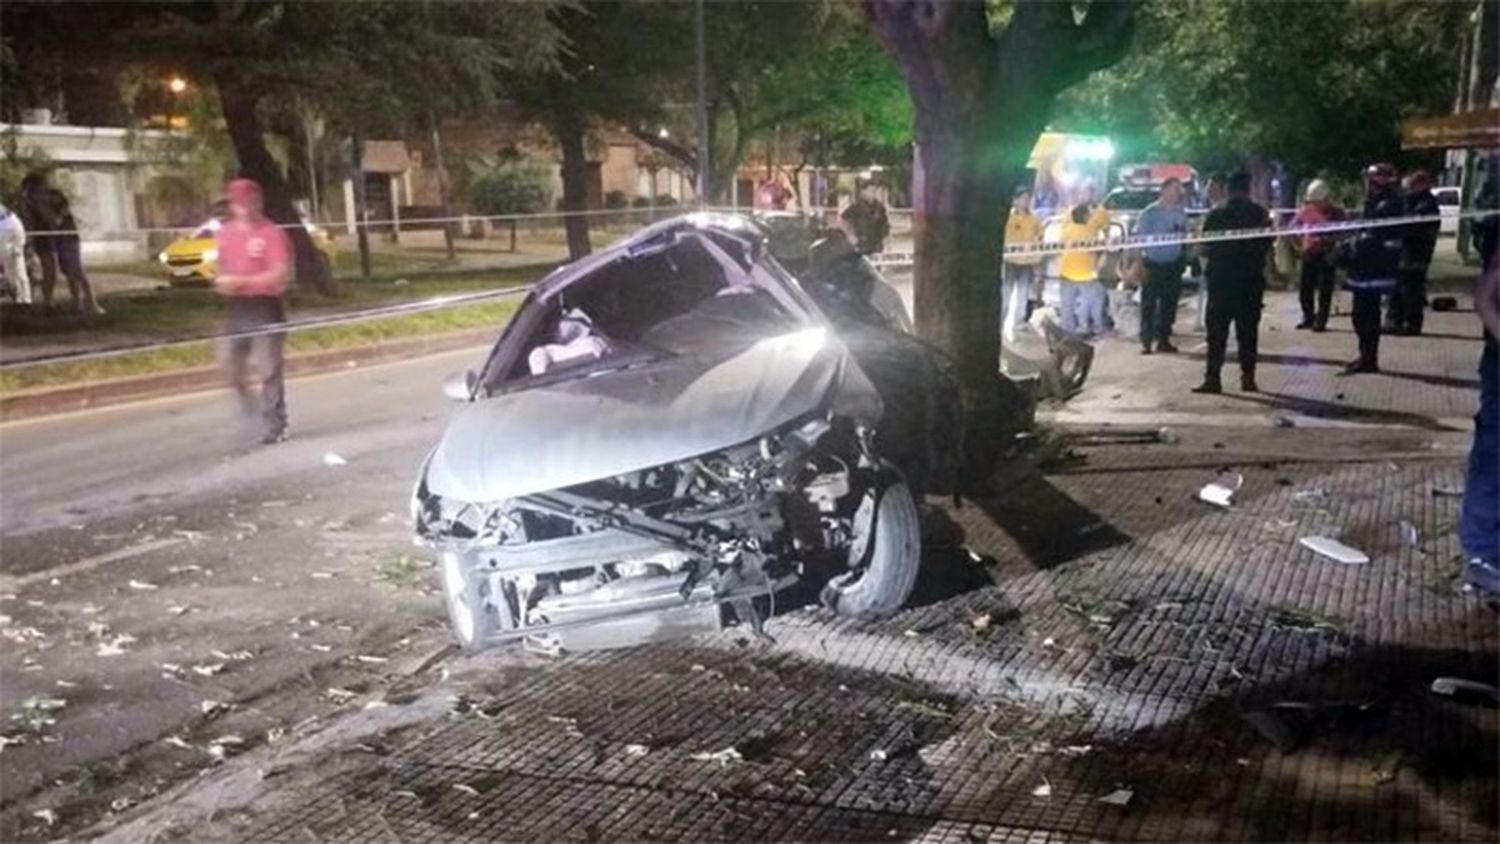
[
  {"x1": 1431, "y1": 485, "x2": 1463, "y2": 499},
  {"x1": 96, "y1": 634, "x2": 137, "y2": 657},
  {"x1": 168, "y1": 564, "x2": 204, "y2": 575},
  {"x1": 163, "y1": 736, "x2": 195, "y2": 751},
  {"x1": 970, "y1": 612, "x2": 993, "y2": 634},
  {"x1": 191, "y1": 663, "x2": 226, "y2": 677},
  {"x1": 691, "y1": 747, "x2": 744, "y2": 766},
  {"x1": 1429, "y1": 677, "x2": 1500, "y2": 707},
  {"x1": 1299, "y1": 536, "x2": 1370, "y2": 565},
  {"x1": 1293, "y1": 488, "x2": 1328, "y2": 503},
  {"x1": 207, "y1": 734, "x2": 245, "y2": 761},
  {"x1": 1399, "y1": 520, "x2": 1421, "y2": 548},
  {"x1": 1274, "y1": 416, "x2": 1296, "y2": 429},
  {"x1": 624, "y1": 743, "x2": 650, "y2": 757},
  {"x1": 0, "y1": 734, "x2": 27, "y2": 752},
  {"x1": 1031, "y1": 780, "x2": 1053, "y2": 798},
  {"x1": 355, "y1": 654, "x2": 390, "y2": 664},
  {"x1": 1197, "y1": 472, "x2": 1243, "y2": 508},
  {"x1": 109, "y1": 797, "x2": 135, "y2": 813},
  {"x1": 127, "y1": 579, "x2": 159, "y2": 591},
  {"x1": 868, "y1": 748, "x2": 889, "y2": 762},
  {"x1": 452, "y1": 783, "x2": 480, "y2": 797},
  {"x1": 32, "y1": 809, "x2": 57, "y2": 828},
  {"x1": 200, "y1": 700, "x2": 228, "y2": 717},
  {"x1": 325, "y1": 687, "x2": 358, "y2": 703},
  {"x1": 211, "y1": 649, "x2": 255, "y2": 662},
  {"x1": 1097, "y1": 787, "x2": 1133, "y2": 807},
  {"x1": 168, "y1": 605, "x2": 191, "y2": 616},
  {"x1": 1242, "y1": 701, "x2": 1377, "y2": 751},
  {"x1": 322, "y1": 452, "x2": 349, "y2": 467}
]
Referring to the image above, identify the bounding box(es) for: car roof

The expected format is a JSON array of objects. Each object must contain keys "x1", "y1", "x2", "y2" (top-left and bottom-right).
[{"x1": 533, "y1": 212, "x2": 764, "y2": 299}]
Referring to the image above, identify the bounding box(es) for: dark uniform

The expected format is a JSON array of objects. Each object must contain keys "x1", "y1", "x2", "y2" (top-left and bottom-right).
[
  {"x1": 841, "y1": 198, "x2": 890, "y2": 256},
  {"x1": 1198, "y1": 195, "x2": 1272, "y2": 391},
  {"x1": 1343, "y1": 188, "x2": 1405, "y2": 371},
  {"x1": 1388, "y1": 186, "x2": 1440, "y2": 335}
]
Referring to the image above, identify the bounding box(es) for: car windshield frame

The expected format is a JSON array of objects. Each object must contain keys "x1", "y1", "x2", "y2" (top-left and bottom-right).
[
  {"x1": 1104, "y1": 189, "x2": 1160, "y2": 211},
  {"x1": 473, "y1": 220, "x2": 827, "y2": 398}
]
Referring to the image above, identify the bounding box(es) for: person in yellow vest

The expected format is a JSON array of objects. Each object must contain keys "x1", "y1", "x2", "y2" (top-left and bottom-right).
[
  {"x1": 1001, "y1": 187, "x2": 1043, "y2": 343},
  {"x1": 1057, "y1": 202, "x2": 1109, "y2": 336}
]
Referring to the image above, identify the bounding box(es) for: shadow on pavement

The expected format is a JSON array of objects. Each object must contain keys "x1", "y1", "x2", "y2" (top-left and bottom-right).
[{"x1": 1224, "y1": 390, "x2": 1462, "y2": 432}]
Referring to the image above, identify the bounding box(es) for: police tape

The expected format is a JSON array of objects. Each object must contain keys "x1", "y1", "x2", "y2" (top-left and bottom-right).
[
  {"x1": 18, "y1": 204, "x2": 684, "y2": 240},
  {"x1": 867, "y1": 208, "x2": 1492, "y2": 269},
  {"x1": 1, "y1": 208, "x2": 1490, "y2": 372}
]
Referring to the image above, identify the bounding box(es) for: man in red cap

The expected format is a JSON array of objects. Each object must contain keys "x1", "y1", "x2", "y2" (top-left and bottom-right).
[
  {"x1": 215, "y1": 177, "x2": 292, "y2": 444},
  {"x1": 1388, "y1": 170, "x2": 1440, "y2": 335}
]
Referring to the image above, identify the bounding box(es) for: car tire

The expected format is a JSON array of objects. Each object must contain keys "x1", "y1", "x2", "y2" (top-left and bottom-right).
[
  {"x1": 821, "y1": 480, "x2": 921, "y2": 620},
  {"x1": 440, "y1": 551, "x2": 495, "y2": 650}
]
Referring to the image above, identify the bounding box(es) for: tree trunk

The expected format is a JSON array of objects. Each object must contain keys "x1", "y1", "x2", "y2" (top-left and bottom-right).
[
  {"x1": 216, "y1": 73, "x2": 336, "y2": 296},
  {"x1": 553, "y1": 106, "x2": 593, "y2": 260}
]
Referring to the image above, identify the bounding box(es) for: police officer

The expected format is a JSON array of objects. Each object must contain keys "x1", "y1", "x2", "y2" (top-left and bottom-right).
[
  {"x1": 1192, "y1": 171, "x2": 1272, "y2": 394},
  {"x1": 1343, "y1": 163, "x2": 1405, "y2": 373},
  {"x1": 1388, "y1": 171, "x2": 1439, "y2": 335}
]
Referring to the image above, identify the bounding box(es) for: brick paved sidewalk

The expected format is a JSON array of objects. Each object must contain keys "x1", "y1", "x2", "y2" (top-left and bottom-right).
[{"x1": 99, "y1": 286, "x2": 1497, "y2": 843}]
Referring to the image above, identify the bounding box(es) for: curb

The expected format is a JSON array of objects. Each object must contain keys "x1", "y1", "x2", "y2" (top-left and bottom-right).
[{"x1": 1, "y1": 328, "x2": 494, "y2": 422}]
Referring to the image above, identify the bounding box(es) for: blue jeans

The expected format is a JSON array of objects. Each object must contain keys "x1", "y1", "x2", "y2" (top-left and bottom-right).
[
  {"x1": 1461, "y1": 339, "x2": 1498, "y2": 567},
  {"x1": 1060, "y1": 281, "x2": 1106, "y2": 336},
  {"x1": 1001, "y1": 264, "x2": 1036, "y2": 340}
]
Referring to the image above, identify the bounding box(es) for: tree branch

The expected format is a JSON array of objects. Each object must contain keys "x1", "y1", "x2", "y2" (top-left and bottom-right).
[
  {"x1": 626, "y1": 124, "x2": 697, "y2": 174},
  {"x1": 1061, "y1": 0, "x2": 1140, "y2": 87}
]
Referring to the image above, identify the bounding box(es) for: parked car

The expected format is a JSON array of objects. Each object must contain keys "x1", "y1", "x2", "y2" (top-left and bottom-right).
[
  {"x1": 411, "y1": 213, "x2": 961, "y2": 653},
  {"x1": 1433, "y1": 185, "x2": 1460, "y2": 237},
  {"x1": 158, "y1": 212, "x2": 335, "y2": 285}
]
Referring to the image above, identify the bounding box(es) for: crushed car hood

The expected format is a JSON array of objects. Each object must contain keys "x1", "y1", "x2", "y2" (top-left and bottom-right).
[{"x1": 425, "y1": 327, "x2": 881, "y2": 503}]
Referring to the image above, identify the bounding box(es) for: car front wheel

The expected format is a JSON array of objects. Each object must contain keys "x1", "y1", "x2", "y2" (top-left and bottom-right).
[
  {"x1": 441, "y1": 551, "x2": 496, "y2": 650},
  {"x1": 821, "y1": 480, "x2": 921, "y2": 619}
]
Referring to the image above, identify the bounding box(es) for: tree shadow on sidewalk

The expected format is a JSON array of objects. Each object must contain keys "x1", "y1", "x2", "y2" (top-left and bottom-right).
[
  {"x1": 963, "y1": 467, "x2": 1133, "y2": 571},
  {"x1": 1222, "y1": 390, "x2": 1462, "y2": 432}
]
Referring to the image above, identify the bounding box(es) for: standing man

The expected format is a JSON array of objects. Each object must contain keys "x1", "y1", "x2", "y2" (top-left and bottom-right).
[
  {"x1": 1343, "y1": 163, "x2": 1405, "y2": 373},
  {"x1": 841, "y1": 182, "x2": 890, "y2": 256},
  {"x1": 1460, "y1": 212, "x2": 1499, "y2": 595},
  {"x1": 1001, "y1": 186, "x2": 1043, "y2": 344},
  {"x1": 1291, "y1": 179, "x2": 1345, "y2": 332},
  {"x1": 1193, "y1": 172, "x2": 1272, "y2": 394},
  {"x1": 0, "y1": 202, "x2": 30, "y2": 304},
  {"x1": 1058, "y1": 202, "x2": 1109, "y2": 337},
  {"x1": 1134, "y1": 177, "x2": 1190, "y2": 354},
  {"x1": 20, "y1": 171, "x2": 103, "y2": 315},
  {"x1": 216, "y1": 178, "x2": 292, "y2": 445},
  {"x1": 1389, "y1": 171, "x2": 1440, "y2": 335}
]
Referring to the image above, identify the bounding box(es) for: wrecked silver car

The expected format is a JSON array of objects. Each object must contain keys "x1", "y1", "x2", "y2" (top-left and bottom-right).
[{"x1": 413, "y1": 213, "x2": 960, "y2": 653}]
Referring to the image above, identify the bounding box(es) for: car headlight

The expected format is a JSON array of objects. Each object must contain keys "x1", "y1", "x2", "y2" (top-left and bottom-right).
[
  {"x1": 157, "y1": 251, "x2": 168, "y2": 264},
  {"x1": 203, "y1": 248, "x2": 219, "y2": 263}
]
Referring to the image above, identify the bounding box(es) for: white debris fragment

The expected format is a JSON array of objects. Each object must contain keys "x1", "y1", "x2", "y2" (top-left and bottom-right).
[
  {"x1": 1097, "y1": 787, "x2": 1134, "y2": 806},
  {"x1": 309, "y1": 644, "x2": 333, "y2": 653},
  {"x1": 191, "y1": 663, "x2": 226, "y2": 677},
  {"x1": 32, "y1": 809, "x2": 57, "y2": 827},
  {"x1": 1299, "y1": 536, "x2": 1371, "y2": 565},
  {"x1": 128, "y1": 579, "x2": 159, "y2": 591},
  {"x1": 173, "y1": 529, "x2": 207, "y2": 544},
  {"x1": 322, "y1": 452, "x2": 348, "y2": 467},
  {"x1": 310, "y1": 571, "x2": 336, "y2": 580},
  {"x1": 1292, "y1": 488, "x2": 1328, "y2": 503},
  {"x1": 200, "y1": 700, "x2": 227, "y2": 716},
  {"x1": 267, "y1": 726, "x2": 286, "y2": 744},
  {"x1": 168, "y1": 605, "x2": 191, "y2": 616},
  {"x1": 109, "y1": 797, "x2": 135, "y2": 812},
  {"x1": 160, "y1": 663, "x2": 183, "y2": 674},
  {"x1": 54, "y1": 680, "x2": 77, "y2": 689},
  {"x1": 691, "y1": 747, "x2": 744, "y2": 766},
  {"x1": 0, "y1": 734, "x2": 28, "y2": 752},
  {"x1": 624, "y1": 743, "x2": 650, "y2": 757},
  {"x1": 1197, "y1": 472, "x2": 1242, "y2": 509},
  {"x1": 362, "y1": 700, "x2": 390, "y2": 711},
  {"x1": 163, "y1": 736, "x2": 195, "y2": 751},
  {"x1": 1031, "y1": 781, "x2": 1053, "y2": 798},
  {"x1": 168, "y1": 564, "x2": 203, "y2": 575},
  {"x1": 325, "y1": 687, "x2": 358, "y2": 703},
  {"x1": 96, "y1": 634, "x2": 137, "y2": 657},
  {"x1": 452, "y1": 783, "x2": 480, "y2": 796},
  {"x1": 211, "y1": 649, "x2": 254, "y2": 662},
  {"x1": 354, "y1": 654, "x2": 389, "y2": 664},
  {"x1": 1059, "y1": 744, "x2": 1093, "y2": 757},
  {"x1": 1399, "y1": 520, "x2": 1421, "y2": 548},
  {"x1": 868, "y1": 748, "x2": 888, "y2": 761}
]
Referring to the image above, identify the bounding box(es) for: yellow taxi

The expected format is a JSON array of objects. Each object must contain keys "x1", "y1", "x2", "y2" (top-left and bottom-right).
[{"x1": 158, "y1": 215, "x2": 336, "y2": 285}]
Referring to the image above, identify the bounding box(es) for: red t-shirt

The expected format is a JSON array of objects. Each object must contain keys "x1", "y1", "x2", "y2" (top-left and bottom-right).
[{"x1": 215, "y1": 219, "x2": 292, "y2": 297}]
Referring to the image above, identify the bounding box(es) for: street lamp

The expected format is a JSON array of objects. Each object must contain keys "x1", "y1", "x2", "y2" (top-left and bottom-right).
[
  {"x1": 168, "y1": 76, "x2": 188, "y2": 95},
  {"x1": 166, "y1": 76, "x2": 188, "y2": 130}
]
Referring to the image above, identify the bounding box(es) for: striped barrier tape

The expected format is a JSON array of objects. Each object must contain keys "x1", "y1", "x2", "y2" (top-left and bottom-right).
[{"x1": 2, "y1": 208, "x2": 1492, "y2": 371}]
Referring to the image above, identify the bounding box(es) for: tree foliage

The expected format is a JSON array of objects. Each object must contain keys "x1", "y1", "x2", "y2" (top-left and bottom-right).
[
  {"x1": 462, "y1": 156, "x2": 554, "y2": 216},
  {"x1": 1052, "y1": 0, "x2": 1466, "y2": 175}
]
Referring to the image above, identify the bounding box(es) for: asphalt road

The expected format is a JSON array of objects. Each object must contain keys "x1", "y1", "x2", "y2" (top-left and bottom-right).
[{"x1": 0, "y1": 344, "x2": 496, "y2": 838}]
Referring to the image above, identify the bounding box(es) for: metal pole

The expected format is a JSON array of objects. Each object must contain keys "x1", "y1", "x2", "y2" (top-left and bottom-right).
[
  {"x1": 694, "y1": 0, "x2": 710, "y2": 207},
  {"x1": 351, "y1": 131, "x2": 371, "y2": 281}
]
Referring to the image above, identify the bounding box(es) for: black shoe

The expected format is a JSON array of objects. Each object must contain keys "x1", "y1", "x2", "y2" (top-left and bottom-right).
[
  {"x1": 1241, "y1": 374, "x2": 1259, "y2": 392},
  {"x1": 1191, "y1": 381, "x2": 1223, "y2": 395},
  {"x1": 1344, "y1": 359, "x2": 1379, "y2": 374},
  {"x1": 1312, "y1": 322, "x2": 1328, "y2": 333},
  {"x1": 1141, "y1": 345, "x2": 1155, "y2": 355},
  {"x1": 1157, "y1": 341, "x2": 1179, "y2": 354},
  {"x1": 1295, "y1": 320, "x2": 1313, "y2": 330},
  {"x1": 259, "y1": 430, "x2": 288, "y2": 445}
]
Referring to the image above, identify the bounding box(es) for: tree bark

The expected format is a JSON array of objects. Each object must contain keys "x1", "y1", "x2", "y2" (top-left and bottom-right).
[
  {"x1": 864, "y1": 0, "x2": 1138, "y2": 483},
  {"x1": 216, "y1": 73, "x2": 336, "y2": 296},
  {"x1": 552, "y1": 105, "x2": 593, "y2": 260}
]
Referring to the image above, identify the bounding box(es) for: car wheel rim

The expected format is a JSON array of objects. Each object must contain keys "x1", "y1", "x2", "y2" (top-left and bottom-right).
[{"x1": 442, "y1": 552, "x2": 475, "y2": 643}]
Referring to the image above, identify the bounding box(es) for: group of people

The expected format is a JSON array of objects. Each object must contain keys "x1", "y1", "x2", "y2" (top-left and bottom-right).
[
  {"x1": 0, "y1": 170, "x2": 103, "y2": 314},
  {"x1": 998, "y1": 164, "x2": 1447, "y2": 394}
]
